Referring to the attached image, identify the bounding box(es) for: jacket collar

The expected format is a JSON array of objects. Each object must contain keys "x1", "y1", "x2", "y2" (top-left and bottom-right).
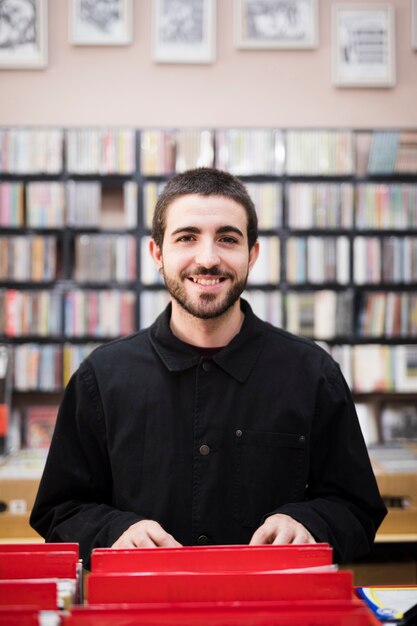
[{"x1": 148, "y1": 299, "x2": 266, "y2": 383}]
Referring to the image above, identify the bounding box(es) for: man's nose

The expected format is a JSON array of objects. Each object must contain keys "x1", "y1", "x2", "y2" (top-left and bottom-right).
[{"x1": 195, "y1": 241, "x2": 220, "y2": 268}]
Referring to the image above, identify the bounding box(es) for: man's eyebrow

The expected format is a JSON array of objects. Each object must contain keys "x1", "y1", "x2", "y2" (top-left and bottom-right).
[
  {"x1": 216, "y1": 225, "x2": 244, "y2": 237},
  {"x1": 170, "y1": 225, "x2": 244, "y2": 237},
  {"x1": 170, "y1": 226, "x2": 201, "y2": 236}
]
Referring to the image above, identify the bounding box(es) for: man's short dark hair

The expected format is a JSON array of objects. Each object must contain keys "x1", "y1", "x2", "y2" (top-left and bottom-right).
[{"x1": 151, "y1": 167, "x2": 258, "y2": 249}]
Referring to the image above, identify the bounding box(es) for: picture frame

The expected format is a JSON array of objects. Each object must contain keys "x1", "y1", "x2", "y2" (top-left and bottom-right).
[
  {"x1": 331, "y1": 3, "x2": 396, "y2": 88},
  {"x1": 152, "y1": 0, "x2": 216, "y2": 64},
  {"x1": 0, "y1": 0, "x2": 47, "y2": 69},
  {"x1": 412, "y1": 0, "x2": 417, "y2": 50},
  {"x1": 234, "y1": 0, "x2": 319, "y2": 50},
  {"x1": 69, "y1": 0, "x2": 133, "y2": 46}
]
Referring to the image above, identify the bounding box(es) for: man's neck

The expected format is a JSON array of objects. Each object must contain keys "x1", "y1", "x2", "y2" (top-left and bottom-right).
[{"x1": 169, "y1": 301, "x2": 244, "y2": 348}]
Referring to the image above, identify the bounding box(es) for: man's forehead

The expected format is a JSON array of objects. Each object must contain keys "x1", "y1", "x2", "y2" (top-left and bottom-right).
[{"x1": 165, "y1": 193, "x2": 247, "y2": 221}]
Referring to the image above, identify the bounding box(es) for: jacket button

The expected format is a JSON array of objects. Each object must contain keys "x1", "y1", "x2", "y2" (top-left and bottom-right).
[
  {"x1": 202, "y1": 361, "x2": 211, "y2": 371},
  {"x1": 299, "y1": 435, "x2": 306, "y2": 444},
  {"x1": 236, "y1": 429, "x2": 243, "y2": 437},
  {"x1": 199, "y1": 444, "x2": 210, "y2": 456},
  {"x1": 197, "y1": 535, "x2": 209, "y2": 545}
]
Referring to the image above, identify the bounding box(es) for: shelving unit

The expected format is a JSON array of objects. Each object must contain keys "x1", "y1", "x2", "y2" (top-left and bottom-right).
[{"x1": 0, "y1": 127, "x2": 416, "y2": 551}]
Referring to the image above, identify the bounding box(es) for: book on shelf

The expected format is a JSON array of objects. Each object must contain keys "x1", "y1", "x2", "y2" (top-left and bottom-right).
[
  {"x1": 380, "y1": 403, "x2": 417, "y2": 443},
  {"x1": 395, "y1": 345, "x2": 417, "y2": 391},
  {"x1": 367, "y1": 131, "x2": 417, "y2": 174},
  {"x1": 285, "y1": 291, "x2": 353, "y2": 340},
  {"x1": 285, "y1": 130, "x2": 354, "y2": 176},
  {"x1": 74, "y1": 234, "x2": 136, "y2": 283},
  {"x1": 66, "y1": 128, "x2": 136, "y2": 175},
  {"x1": 245, "y1": 182, "x2": 283, "y2": 230},
  {"x1": 247, "y1": 236, "x2": 280, "y2": 285},
  {"x1": 0, "y1": 182, "x2": 24, "y2": 227},
  {"x1": 243, "y1": 290, "x2": 282, "y2": 327},
  {"x1": 13, "y1": 344, "x2": 62, "y2": 392},
  {"x1": 140, "y1": 290, "x2": 171, "y2": 329},
  {"x1": 64, "y1": 289, "x2": 136, "y2": 338},
  {"x1": 140, "y1": 236, "x2": 164, "y2": 285},
  {"x1": 355, "y1": 183, "x2": 417, "y2": 230},
  {"x1": 63, "y1": 343, "x2": 101, "y2": 386},
  {"x1": 358, "y1": 292, "x2": 417, "y2": 338},
  {"x1": 215, "y1": 129, "x2": 284, "y2": 175},
  {"x1": 26, "y1": 182, "x2": 65, "y2": 228},
  {"x1": 140, "y1": 129, "x2": 176, "y2": 175},
  {"x1": 0, "y1": 235, "x2": 57, "y2": 282},
  {"x1": 0, "y1": 345, "x2": 11, "y2": 456},
  {"x1": 143, "y1": 181, "x2": 166, "y2": 230},
  {"x1": 67, "y1": 180, "x2": 137, "y2": 230},
  {"x1": 24, "y1": 405, "x2": 58, "y2": 449},
  {"x1": 175, "y1": 129, "x2": 214, "y2": 172},
  {"x1": 3, "y1": 289, "x2": 62, "y2": 338},
  {"x1": 286, "y1": 182, "x2": 354, "y2": 230},
  {"x1": 0, "y1": 128, "x2": 63, "y2": 174},
  {"x1": 355, "y1": 403, "x2": 379, "y2": 446},
  {"x1": 352, "y1": 345, "x2": 395, "y2": 393},
  {"x1": 286, "y1": 236, "x2": 349, "y2": 285}
]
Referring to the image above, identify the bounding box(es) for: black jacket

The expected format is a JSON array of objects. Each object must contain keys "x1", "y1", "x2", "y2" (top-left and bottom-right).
[{"x1": 30, "y1": 300, "x2": 386, "y2": 566}]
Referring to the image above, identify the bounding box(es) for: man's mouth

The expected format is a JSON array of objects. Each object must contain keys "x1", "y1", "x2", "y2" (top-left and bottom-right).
[{"x1": 190, "y1": 277, "x2": 225, "y2": 286}]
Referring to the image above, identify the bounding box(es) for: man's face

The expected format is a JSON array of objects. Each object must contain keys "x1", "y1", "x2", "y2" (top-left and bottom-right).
[{"x1": 150, "y1": 194, "x2": 259, "y2": 320}]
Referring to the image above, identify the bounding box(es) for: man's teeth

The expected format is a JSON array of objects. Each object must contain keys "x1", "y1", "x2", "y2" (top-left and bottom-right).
[{"x1": 192, "y1": 277, "x2": 221, "y2": 285}]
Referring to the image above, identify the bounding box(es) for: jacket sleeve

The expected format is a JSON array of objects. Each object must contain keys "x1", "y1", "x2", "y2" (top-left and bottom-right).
[
  {"x1": 270, "y1": 362, "x2": 387, "y2": 564},
  {"x1": 30, "y1": 360, "x2": 143, "y2": 567}
]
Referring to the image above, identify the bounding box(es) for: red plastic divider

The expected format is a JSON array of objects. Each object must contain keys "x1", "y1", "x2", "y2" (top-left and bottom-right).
[
  {"x1": 0, "y1": 551, "x2": 78, "y2": 580},
  {"x1": 91, "y1": 544, "x2": 333, "y2": 573},
  {"x1": 0, "y1": 579, "x2": 58, "y2": 609},
  {"x1": 0, "y1": 607, "x2": 40, "y2": 626},
  {"x1": 65, "y1": 599, "x2": 380, "y2": 626},
  {"x1": 87, "y1": 570, "x2": 354, "y2": 604},
  {"x1": 0, "y1": 542, "x2": 79, "y2": 556}
]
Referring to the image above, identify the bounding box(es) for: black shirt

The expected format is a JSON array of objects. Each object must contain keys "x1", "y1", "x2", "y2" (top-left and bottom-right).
[{"x1": 30, "y1": 300, "x2": 386, "y2": 566}]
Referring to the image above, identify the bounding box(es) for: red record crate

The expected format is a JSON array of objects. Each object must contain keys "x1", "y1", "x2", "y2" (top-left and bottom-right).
[
  {"x1": 87, "y1": 570, "x2": 354, "y2": 604},
  {"x1": 65, "y1": 599, "x2": 381, "y2": 626},
  {"x1": 91, "y1": 544, "x2": 333, "y2": 574}
]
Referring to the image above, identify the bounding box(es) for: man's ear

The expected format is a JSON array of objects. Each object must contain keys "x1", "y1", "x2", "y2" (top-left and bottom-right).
[
  {"x1": 248, "y1": 240, "x2": 260, "y2": 273},
  {"x1": 149, "y1": 238, "x2": 163, "y2": 270}
]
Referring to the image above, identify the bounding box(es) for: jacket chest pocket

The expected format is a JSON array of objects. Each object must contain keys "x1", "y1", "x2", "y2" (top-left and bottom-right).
[{"x1": 234, "y1": 430, "x2": 308, "y2": 529}]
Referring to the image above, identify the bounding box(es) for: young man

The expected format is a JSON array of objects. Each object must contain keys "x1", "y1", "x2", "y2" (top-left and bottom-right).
[{"x1": 30, "y1": 168, "x2": 386, "y2": 566}]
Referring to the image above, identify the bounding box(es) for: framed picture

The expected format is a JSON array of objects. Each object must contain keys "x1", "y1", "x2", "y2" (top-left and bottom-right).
[
  {"x1": 331, "y1": 3, "x2": 396, "y2": 88},
  {"x1": 0, "y1": 0, "x2": 47, "y2": 69},
  {"x1": 152, "y1": 0, "x2": 216, "y2": 64},
  {"x1": 234, "y1": 0, "x2": 318, "y2": 49},
  {"x1": 69, "y1": 0, "x2": 133, "y2": 45},
  {"x1": 412, "y1": 0, "x2": 417, "y2": 50}
]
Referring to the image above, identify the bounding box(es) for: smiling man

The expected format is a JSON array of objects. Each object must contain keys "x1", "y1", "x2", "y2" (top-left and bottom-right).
[{"x1": 30, "y1": 167, "x2": 386, "y2": 566}]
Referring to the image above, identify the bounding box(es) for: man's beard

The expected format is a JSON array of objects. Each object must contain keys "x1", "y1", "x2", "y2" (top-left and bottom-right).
[{"x1": 161, "y1": 267, "x2": 248, "y2": 320}]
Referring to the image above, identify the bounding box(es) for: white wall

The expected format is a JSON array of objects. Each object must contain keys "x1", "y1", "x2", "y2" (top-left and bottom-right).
[{"x1": 0, "y1": 0, "x2": 416, "y2": 128}]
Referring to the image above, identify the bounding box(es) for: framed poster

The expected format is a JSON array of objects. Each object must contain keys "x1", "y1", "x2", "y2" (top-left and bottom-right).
[
  {"x1": 234, "y1": 0, "x2": 318, "y2": 49},
  {"x1": 0, "y1": 0, "x2": 47, "y2": 69},
  {"x1": 412, "y1": 0, "x2": 417, "y2": 50},
  {"x1": 332, "y1": 3, "x2": 396, "y2": 87},
  {"x1": 153, "y1": 0, "x2": 216, "y2": 63},
  {"x1": 70, "y1": 0, "x2": 133, "y2": 45}
]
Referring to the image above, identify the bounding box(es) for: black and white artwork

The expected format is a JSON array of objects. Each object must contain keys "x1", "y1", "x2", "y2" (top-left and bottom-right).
[
  {"x1": 70, "y1": 0, "x2": 132, "y2": 45},
  {"x1": 0, "y1": 0, "x2": 47, "y2": 68},
  {"x1": 332, "y1": 3, "x2": 396, "y2": 88},
  {"x1": 153, "y1": 0, "x2": 216, "y2": 63},
  {"x1": 235, "y1": 0, "x2": 318, "y2": 49},
  {"x1": 412, "y1": 0, "x2": 417, "y2": 50}
]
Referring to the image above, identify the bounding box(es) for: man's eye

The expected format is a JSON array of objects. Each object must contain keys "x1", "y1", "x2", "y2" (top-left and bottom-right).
[
  {"x1": 220, "y1": 236, "x2": 238, "y2": 244},
  {"x1": 177, "y1": 235, "x2": 195, "y2": 242}
]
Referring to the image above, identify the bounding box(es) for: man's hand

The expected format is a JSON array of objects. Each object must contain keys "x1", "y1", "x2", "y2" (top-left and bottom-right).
[
  {"x1": 111, "y1": 520, "x2": 182, "y2": 548},
  {"x1": 249, "y1": 513, "x2": 316, "y2": 546}
]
